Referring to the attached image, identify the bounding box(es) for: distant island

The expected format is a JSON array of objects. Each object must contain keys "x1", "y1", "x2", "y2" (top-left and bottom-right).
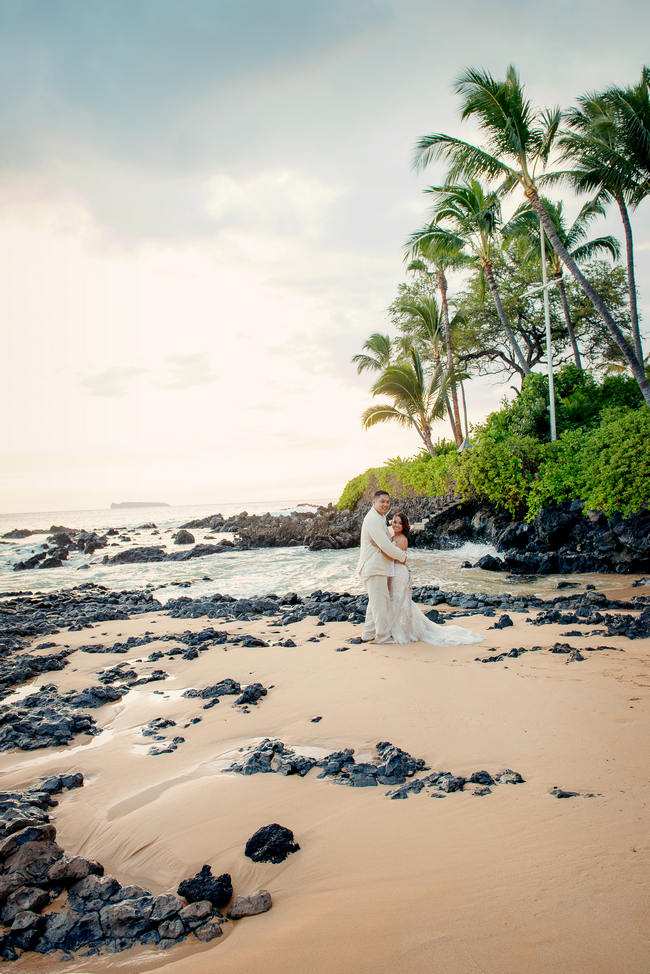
[{"x1": 110, "y1": 502, "x2": 171, "y2": 509}]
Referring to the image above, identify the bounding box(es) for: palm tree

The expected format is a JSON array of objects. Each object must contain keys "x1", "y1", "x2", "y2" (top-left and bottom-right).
[
  {"x1": 351, "y1": 333, "x2": 393, "y2": 374},
  {"x1": 505, "y1": 197, "x2": 620, "y2": 369},
  {"x1": 604, "y1": 67, "x2": 650, "y2": 187},
  {"x1": 412, "y1": 65, "x2": 650, "y2": 406},
  {"x1": 559, "y1": 74, "x2": 649, "y2": 364},
  {"x1": 361, "y1": 347, "x2": 449, "y2": 457},
  {"x1": 406, "y1": 237, "x2": 468, "y2": 443},
  {"x1": 410, "y1": 179, "x2": 531, "y2": 376},
  {"x1": 392, "y1": 293, "x2": 461, "y2": 444}
]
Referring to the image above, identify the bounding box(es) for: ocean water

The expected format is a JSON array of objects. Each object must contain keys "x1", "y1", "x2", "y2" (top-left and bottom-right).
[{"x1": 0, "y1": 498, "x2": 619, "y2": 602}]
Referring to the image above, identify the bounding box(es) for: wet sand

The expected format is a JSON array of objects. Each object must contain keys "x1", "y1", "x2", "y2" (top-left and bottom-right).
[{"x1": 1, "y1": 578, "x2": 649, "y2": 974}]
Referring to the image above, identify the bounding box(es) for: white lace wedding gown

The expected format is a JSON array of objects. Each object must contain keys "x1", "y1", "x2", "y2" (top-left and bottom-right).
[{"x1": 389, "y1": 562, "x2": 483, "y2": 646}]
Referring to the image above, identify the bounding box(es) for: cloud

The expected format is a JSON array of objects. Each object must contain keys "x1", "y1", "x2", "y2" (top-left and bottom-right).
[
  {"x1": 80, "y1": 366, "x2": 148, "y2": 397},
  {"x1": 206, "y1": 169, "x2": 345, "y2": 240},
  {"x1": 0, "y1": 0, "x2": 391, "y2": 171},
  {"x1": 155, "y1": 353, "x2": 216, "y2": 390}
]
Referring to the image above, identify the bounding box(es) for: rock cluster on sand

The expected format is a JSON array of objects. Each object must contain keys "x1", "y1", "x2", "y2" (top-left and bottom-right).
[
  {"x1": 182, "y1": 678, "x2": 269, "y2": 711},
  {"x1": 0, "y1": 778, "x2": 273, "y2": 962},
  {"x1": 225, "y1": 739, "x2": 525, "y2": 799},
  {"x1": 0, "y1": 687, "x2": 101, "y2": 752},
  {"x1": 475, "y1": 642, "x2": 621, "y2": 665},
  {"x1": 0, "y1": 583, "x2": 162, "y2": 647}
]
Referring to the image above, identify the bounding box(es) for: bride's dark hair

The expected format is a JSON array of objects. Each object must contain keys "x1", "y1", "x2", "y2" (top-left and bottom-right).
[{"x1": 394, "y1": 511, "x2": 410, "y2": 538}]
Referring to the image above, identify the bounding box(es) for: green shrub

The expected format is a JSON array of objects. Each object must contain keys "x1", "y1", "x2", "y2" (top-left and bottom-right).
[
  {"x1": 336, "y1": 471, "x2": 371, "y2": 511},
  {"x1": 336, "y1": 449, "x2": 461, "y2": 510},
  {"x1": 525, "y1": 430, "x2": 588, "y2": 518},
  {"x1": 454, "y1": 434, "x2": 542, "y2": 517},
  {"x1": 527, "y1": 408, "x2": 650, "y2": 518}
]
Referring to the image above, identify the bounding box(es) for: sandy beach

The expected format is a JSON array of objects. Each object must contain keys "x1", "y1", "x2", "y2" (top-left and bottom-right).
[{"x1": 1, "y1": 576, "x2": 648, "y2": 974}]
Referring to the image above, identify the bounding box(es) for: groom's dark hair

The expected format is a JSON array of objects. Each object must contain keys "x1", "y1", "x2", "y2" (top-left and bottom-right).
[{"x1": 373, "y1": 490, "x2": 389, "y2": 499}]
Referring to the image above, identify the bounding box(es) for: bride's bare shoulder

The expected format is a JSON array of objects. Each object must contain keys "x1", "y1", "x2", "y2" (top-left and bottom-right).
[{"x1": 395, "y1": 535, "x2": 408, "y2": 551}]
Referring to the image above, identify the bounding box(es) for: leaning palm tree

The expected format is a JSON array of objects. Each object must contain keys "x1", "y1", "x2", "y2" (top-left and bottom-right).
[
  {"x1": 410, "y1": 179, "x2": 531, "y2": 376},
  {"x1": 361, "y1": 347, "x2": 449, "y2": 457},
  {"x1": 351, "y1": 332, "x2": 393, "y2": 374},
  {"x1": 505, "y1": 196, "x2": 620, "y2": 369},
  {"x1": 559, "y1": 77, "x2": 649, "y2": 364},
  {"x1": 413, "y1": 65, "x2": 650, "y2": 406},
  {"x1": 406, "y1": 236, "x2": 468, "y2": 443},
  {"x1": 392, "y1": 293, "x2": 461, "y2": 444}
]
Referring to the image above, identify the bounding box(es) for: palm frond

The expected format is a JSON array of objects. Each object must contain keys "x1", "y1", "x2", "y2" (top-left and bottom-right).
[
  {"x1": 531, "y1": 106, "x2": 562, "y2": 171},
  {"x1": 413, "y1": 132, "x2": 514, "y2": 182},
  {"x1": 351, "y1": 333, "x2": 393, "y2": 374},
  {"x1": 571, "y1": 235, "x2": 620, "y2": 262},
  {"x1": 361, "y1": 405, "x2": 413, "y2": 431}
]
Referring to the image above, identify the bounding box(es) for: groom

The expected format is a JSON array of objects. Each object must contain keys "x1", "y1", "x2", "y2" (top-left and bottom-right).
[{"x1": 358, "y1": 490, "x2": 407, "y2": 643}]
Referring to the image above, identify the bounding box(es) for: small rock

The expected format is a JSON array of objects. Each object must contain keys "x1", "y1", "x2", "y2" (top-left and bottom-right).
[
  {"x1": 179, "y1": 900, "x2": 213, "y2": 929},
  {"x1": 150, "y1": 893, "x2": 184, "y2": 922},
  {"x1": 495, "y1": 769, "x2": 525, "y2": 785},
  {"x1": 158, "y1": 916, "x2": 184, "y2": 940},
  {"x1": 228, "y1": 889, "x2": 272, "y2": 919},
  {"x1": 550, "y1": 786, "x2": 580, "y2": 798},
  {"x1": 173, "y1": 530, "x2": 195, "y2": 545},
  {"x1": 193, "y1": 919, "x2": 223, "y2": 942},
  {"x1": 490, "y1": 614, "x2": 513, "y2": 629}
]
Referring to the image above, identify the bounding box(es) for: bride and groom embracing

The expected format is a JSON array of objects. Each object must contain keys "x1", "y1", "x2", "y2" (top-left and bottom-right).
[{"x1": 357, "y1": 490, "x2": 483, "y2": 646}]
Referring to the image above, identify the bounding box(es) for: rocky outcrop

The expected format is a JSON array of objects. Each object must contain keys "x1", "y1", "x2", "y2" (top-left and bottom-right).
[
  {"x1": 12, "y1": 530, "x2": 109, "y2": 571},
  {"x1": 102, "y1": 542, "x2": 233, "y2": 565},
  {"x1": 412, "y1": 499, "x2": 650, "y2": 574},
  {"x1": 13, "y1": 493, "x2": 644, "y2": 573}
]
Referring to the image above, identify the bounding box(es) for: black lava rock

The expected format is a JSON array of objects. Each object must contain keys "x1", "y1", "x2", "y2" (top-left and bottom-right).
[
  {"x1": 491, "y1": 614, "x2": 513, "y2": 629},
  {"x1": 177, "y1": 865, "x2": 232, "y2": 907},
  {"x1": 244, "y1": 824, "x2": 300, "y2": 864}
]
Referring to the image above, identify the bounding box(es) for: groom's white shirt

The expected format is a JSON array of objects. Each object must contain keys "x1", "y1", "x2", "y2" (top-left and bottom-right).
[{"x1": 357, "y1": 506, "x2": 407, "y2": 580}]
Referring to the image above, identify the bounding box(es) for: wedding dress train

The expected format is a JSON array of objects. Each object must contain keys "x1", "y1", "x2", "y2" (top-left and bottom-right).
[{"x1": 389, "y1": 562, "x2": 483, "y2": 646}]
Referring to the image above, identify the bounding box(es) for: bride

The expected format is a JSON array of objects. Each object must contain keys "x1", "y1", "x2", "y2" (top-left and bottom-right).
[{"x1": 375, "y1": 511, "x2": 483, "y2": 646}]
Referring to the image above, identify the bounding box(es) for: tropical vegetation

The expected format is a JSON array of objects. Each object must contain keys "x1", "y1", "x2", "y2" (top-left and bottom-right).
[
  {"x1": 338, "y1": 367, "x2": 650, "y2": 520},
  {"x1": 353, "y1": 64, "x2": 649, "y2": 455}
]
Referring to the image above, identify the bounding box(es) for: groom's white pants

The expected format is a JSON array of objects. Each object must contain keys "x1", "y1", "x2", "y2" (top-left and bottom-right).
[{"x1": 362, "y1": 575, "x2": 393, "y2": 643}]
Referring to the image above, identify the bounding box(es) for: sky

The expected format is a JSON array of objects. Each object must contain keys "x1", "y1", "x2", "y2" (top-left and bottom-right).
[{"x1": 2, "y1": 0, "x2": 649, "y2": 514}]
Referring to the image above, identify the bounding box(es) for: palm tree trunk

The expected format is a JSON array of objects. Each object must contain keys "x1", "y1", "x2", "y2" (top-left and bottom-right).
[
  {"x1": 527, "y1": 188, "x2": 650, "y2": 407},
  {"x1": 483, "y1": 261, "x2": 531, "y2": 375},
  {"x1": 556, "y1": 273, "x2": 582, "y2": 369},
  {"x1": 615, "y1": 193, "x2": 644, "y2": 365},
  {"x1": 418, "y1": 424, "x2": 436, "y2": 458},
  {"x1": 444, "y1": 393, "x2": 458, "y2": 443},
  {"x1": 459, "y1": 377, "x2": 469, "y2": 438},
  {"x1": 438, "y1": 270, "x2": 463, "y2": 445}
]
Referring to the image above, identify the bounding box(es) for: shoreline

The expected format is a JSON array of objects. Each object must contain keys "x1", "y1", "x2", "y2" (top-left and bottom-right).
[{"x1": 1, "y1": 575, "x2": 649, "y2": 971}]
